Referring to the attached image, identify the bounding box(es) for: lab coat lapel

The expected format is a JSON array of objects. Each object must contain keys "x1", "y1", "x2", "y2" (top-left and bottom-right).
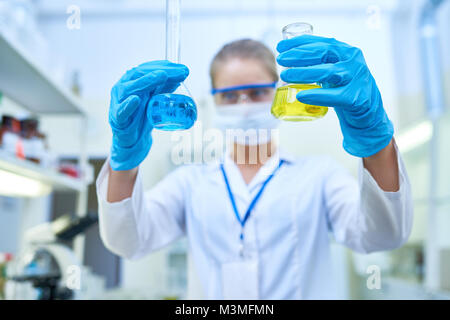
[
  {"x1": 246, "y1": 148, "x2": 296, "y2": 192},
  {"x1": 247, "y1": 150, "x2": 281, "y2": 192},
  {"x1": 204, "y1": 148, "x2": 295, "y2": 220}
]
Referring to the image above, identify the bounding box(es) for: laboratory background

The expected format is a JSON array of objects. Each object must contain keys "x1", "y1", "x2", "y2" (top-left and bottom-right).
[{"x1": 0, "y1": 0, "x2": 449, "y2": 300}]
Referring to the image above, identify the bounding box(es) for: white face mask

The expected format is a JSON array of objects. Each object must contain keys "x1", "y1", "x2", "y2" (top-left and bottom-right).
[{"x1": 212, "y1": 101, "x2": 280, "y2": 146}]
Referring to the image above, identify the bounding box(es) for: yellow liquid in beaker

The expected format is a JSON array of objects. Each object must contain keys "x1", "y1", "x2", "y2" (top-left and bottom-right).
[{"x1": 271, "y1": 84, "x2": 328, "y2": 121}]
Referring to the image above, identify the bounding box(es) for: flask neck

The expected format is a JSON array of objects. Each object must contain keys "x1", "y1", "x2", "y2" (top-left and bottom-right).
[{"x1": 165, "y1": 0, "x2": 181, "y2": 63}]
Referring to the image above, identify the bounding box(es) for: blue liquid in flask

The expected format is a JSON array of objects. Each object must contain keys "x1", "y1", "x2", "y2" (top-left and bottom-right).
[{"x1": 149, "y1": 93, "x2": 197, "y2": 131}]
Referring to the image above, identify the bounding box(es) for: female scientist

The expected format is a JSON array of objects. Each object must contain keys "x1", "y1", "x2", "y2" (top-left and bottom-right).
[{"x1": 96, "y1": 35, "x2": 413, "y2": 299}]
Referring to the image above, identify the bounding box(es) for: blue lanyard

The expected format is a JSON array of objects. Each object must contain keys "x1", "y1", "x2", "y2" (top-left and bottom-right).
[{"x1": 220, "y1": 160, "x2": 285, "y2": 241}]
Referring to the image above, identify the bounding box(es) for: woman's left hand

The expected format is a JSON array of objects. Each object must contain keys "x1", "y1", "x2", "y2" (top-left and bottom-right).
[{"x1": 276, "y1": 34, "x2": 394, "y2": 158}]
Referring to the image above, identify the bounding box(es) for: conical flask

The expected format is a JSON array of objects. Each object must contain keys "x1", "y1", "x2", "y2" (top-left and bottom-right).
[
  {"x1": 271, "y1": 22, "x2": 328, "y2": 121},
  {"x1": 148, "y1": 0, "x2": 197, "y2": 131}
]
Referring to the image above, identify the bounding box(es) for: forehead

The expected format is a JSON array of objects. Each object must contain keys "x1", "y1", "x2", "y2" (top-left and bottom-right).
[{"x1": 214, "y1": 58, "x2": 274, "y2": 89}]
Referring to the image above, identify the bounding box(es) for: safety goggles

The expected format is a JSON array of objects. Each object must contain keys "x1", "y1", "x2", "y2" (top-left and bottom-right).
[{"x1": 211, "y1": 82, "x2": 277, "y2": 105}]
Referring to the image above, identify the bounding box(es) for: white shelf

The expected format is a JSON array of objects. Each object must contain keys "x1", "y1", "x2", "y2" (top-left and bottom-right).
[
  {"x1": 0, "y1": 150, "x2": 85, "y2": 192},
  {"x1": 0, "y1": 33, "x2": 86, "y2": 115}
]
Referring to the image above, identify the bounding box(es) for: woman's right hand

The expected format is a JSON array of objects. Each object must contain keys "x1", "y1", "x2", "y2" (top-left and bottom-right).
[{"x1": 109, "y1": 60, "x2": 189, "y2": 171}]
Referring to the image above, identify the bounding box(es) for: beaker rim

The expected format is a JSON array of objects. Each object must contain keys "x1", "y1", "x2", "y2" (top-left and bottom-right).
[{"x1": 282, "y1": 22, "x2": 313, "y2": 35}]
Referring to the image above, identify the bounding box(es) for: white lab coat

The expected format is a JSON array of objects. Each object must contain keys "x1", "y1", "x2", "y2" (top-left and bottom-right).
[{"x1": 96, "y1": 141, "x2": 413, "y2": 299}]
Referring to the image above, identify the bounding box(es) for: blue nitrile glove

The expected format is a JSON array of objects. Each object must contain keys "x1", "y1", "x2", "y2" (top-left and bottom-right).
[
  {"x1": 109, "y1": 60, "x2": 189, "y2": 170},
  {"x1": 276, "y1": 34, "x2": 394, "y2": 158}
]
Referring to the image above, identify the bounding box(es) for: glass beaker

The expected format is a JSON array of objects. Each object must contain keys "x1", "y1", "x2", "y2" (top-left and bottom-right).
[
  {"x1": 148, "y1": 0, "x2": 197, "y2": 131},
  {"x1": 271, "y1": 22, "x2": 328, "y2": 121}
]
